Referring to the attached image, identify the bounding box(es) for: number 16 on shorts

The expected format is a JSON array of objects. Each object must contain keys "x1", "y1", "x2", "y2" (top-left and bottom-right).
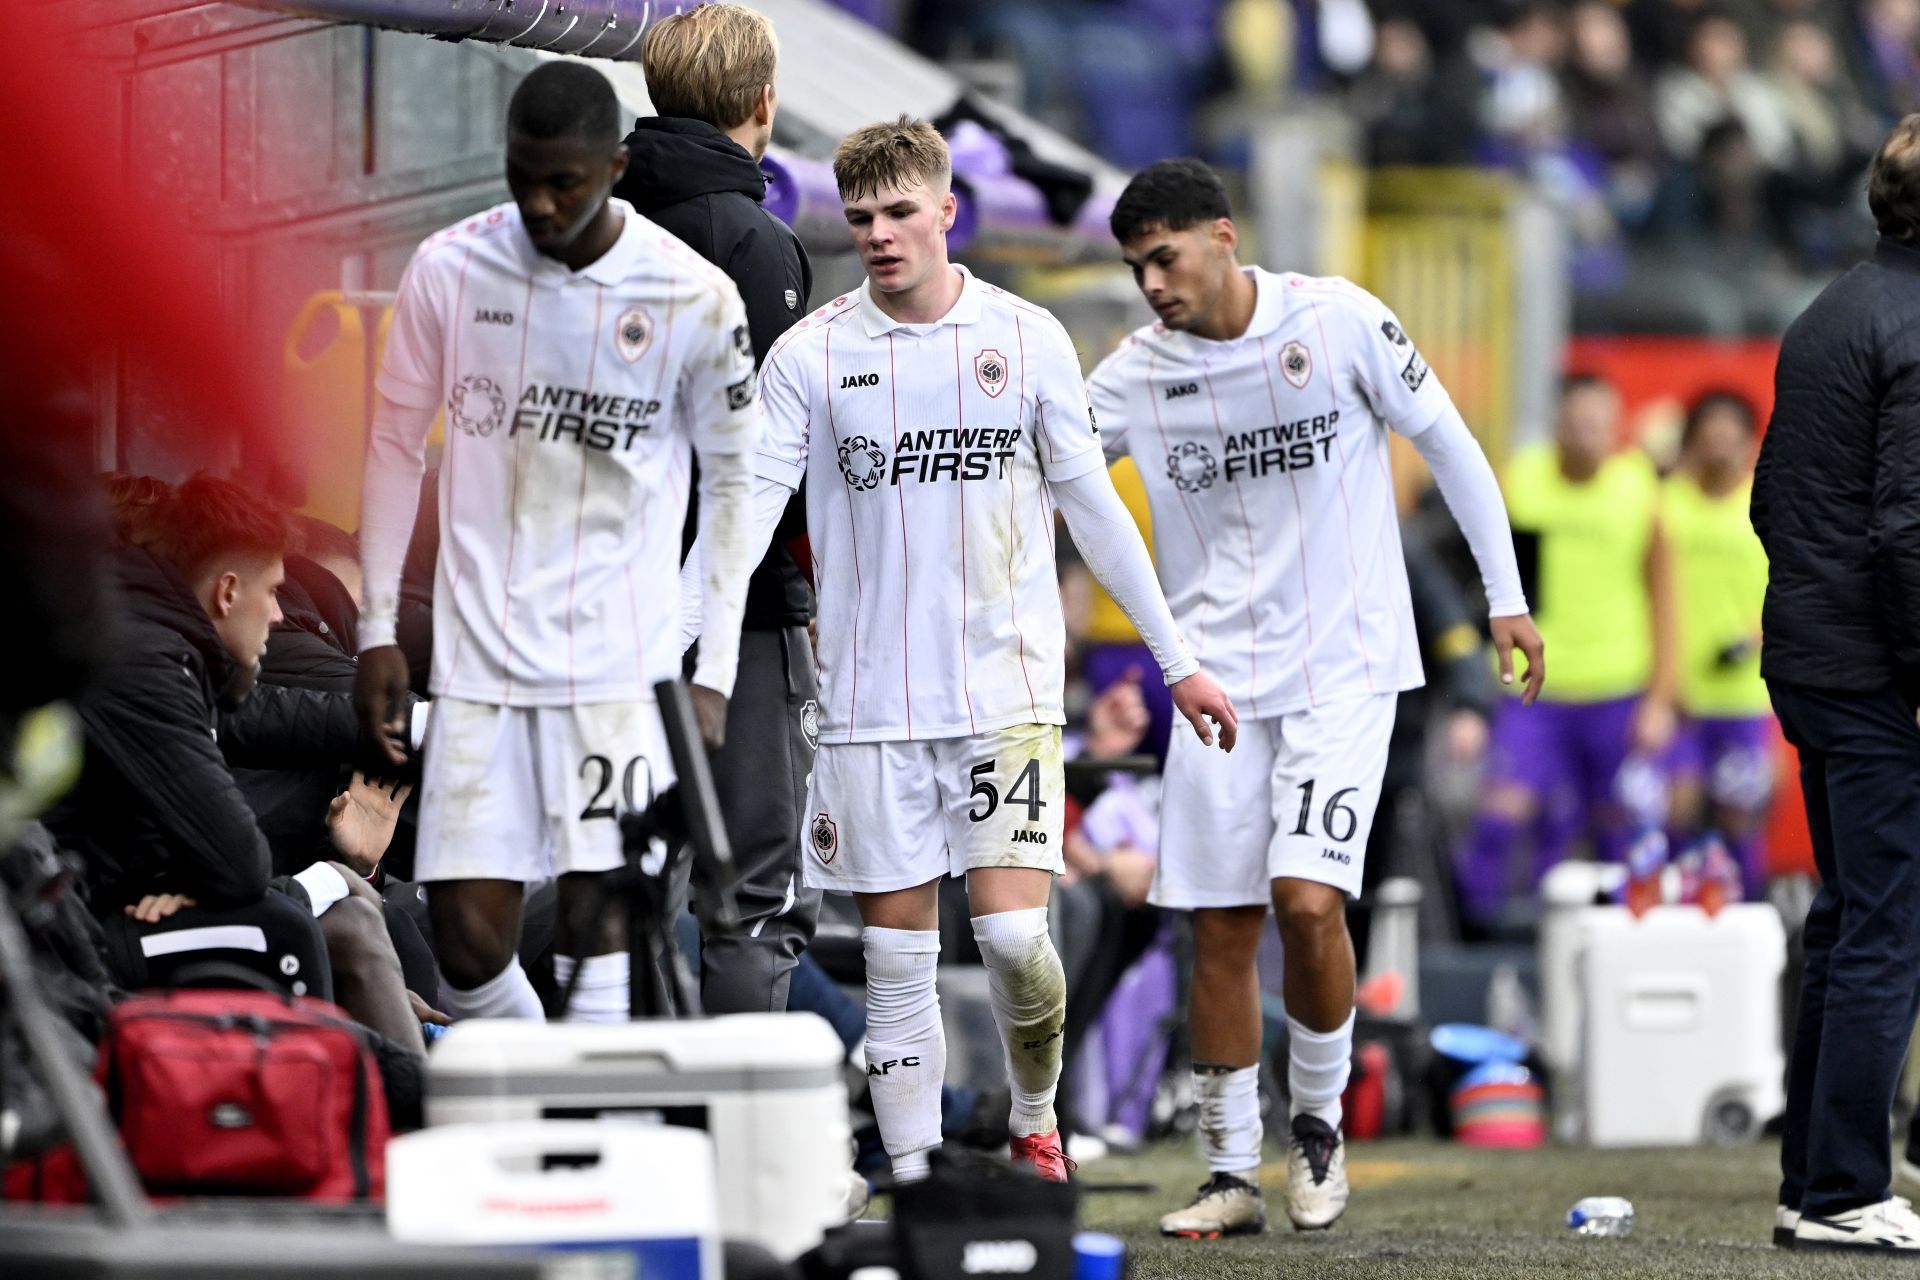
[{"x1": 801, "y1": 722, "x2": 1067, "y2": 893}]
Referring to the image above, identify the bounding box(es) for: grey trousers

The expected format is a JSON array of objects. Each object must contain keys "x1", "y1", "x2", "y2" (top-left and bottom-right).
[{"x1": 677, "y1": 625, "x2": 822, "y2": 1013}]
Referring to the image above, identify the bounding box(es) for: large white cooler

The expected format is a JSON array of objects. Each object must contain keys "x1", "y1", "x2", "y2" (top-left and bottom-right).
[
  {"x1": 388, "y1": 1121, "x2": 721, "y2": 1280},
  {"x1": 427, "y1": 1013, "x2": 850, "y2": 1259},
  {"x1": 1564, "y1": 903, "x2": 1786, "y2": 1146}
]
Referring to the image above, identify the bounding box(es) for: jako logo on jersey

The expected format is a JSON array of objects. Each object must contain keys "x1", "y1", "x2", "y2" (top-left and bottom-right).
[
  {"x1": 1164, "y1": 381, "x2": 1200, "y2": 400},
  {"x1": 868, "y1": 1056, "x2": 921, "y2": 1076},
  {"x1": 449, "y1": 374, "x2": 507, "y2": 437},
  {"x1": 1165, "y1": 441, "x2": 1217, "y2": 492},
  {"x1": 1281, "y1": 340, "x2": 1312, "y2": 389},
  {"x1": 615, "y1": 306, "x2": 653, "y2": 363},
  {"x1": 473, "y1": 309, "x2": 514, "y2": 326},
  {"x1": 1322, "y1": 848, "x2": 1352, "y2": 865},
  {"x1": 961, "y1": 1241, "x2": 1038, "y2": 1275},
  {"x1": 839, "y1": 373, "x2": 880, "y2": 389},
  {"x1": 975, "y1": 348, "x2": 1009, "y2": 399},
  {"x1": 810, "y1": 811, "x2": 838, "y2": 863},
  {"x1": 838, "y1": 435, "x2": 887, "y2": 490},
  {"x1": 511, "y1": 383, "x2": 661, "y2": 451},
  {"x1": 1011, "y1": 829, "x2": 1048, "y2": 845}
]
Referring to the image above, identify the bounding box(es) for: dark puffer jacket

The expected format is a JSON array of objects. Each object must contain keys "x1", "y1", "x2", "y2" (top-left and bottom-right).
[
  {"x1": 615, "y1": 115, "x2": 813, "y2": 629},
  {"x1": 44, "y1": 548, "x2": 371, "y2": 912},
  {"x1": 1752, "y1": 236, "x2": 1920, "y2": 701}
]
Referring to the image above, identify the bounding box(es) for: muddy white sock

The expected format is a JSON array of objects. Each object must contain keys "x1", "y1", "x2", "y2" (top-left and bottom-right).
[
  {"x1": 972, "y1": 907, "x2": 1066, "y2": 1138},
  {"x1": 1193, "y1": 1063, "x2": 1262, "y2": 1175},
  {"x1": 863, "y1": 927, "x2": 945, "y2": 1182},
  {"x1": 553, "y1": 952, "x2": 630, "y2": 1024},
  {"x1": 1287, "y1": 1010, "x2": 1355, "y2": 1128},
  {"x1": 441, "y1": 957, "x2": 544, "y2": 1021}
]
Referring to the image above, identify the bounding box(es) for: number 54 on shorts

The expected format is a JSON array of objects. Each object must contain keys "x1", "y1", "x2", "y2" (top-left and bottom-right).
[{"x1": 801, "y1": 722, "x2": 1066, "y2": 894}]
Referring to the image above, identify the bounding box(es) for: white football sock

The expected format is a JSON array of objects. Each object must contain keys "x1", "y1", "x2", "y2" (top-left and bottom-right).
[
  {"x1": 1193, "y1": 1063, "x2": 1262, "y2": 1175},
  {"x1": 863, "y1": 927, "x2": 945, "y2": 1182},
  {"x1": 971, "y1": 907, "x2": 1066, "y2": 1138},
  {"x1": 553, "y1": 952, "x2": 631, "y2": 1024},
  {"x1": 1287, "y1": 1010, "x2": 1356, "y2": 1128},
  {"x1": 440, "y1": 956, "x2": 544, "y2": 1021}
]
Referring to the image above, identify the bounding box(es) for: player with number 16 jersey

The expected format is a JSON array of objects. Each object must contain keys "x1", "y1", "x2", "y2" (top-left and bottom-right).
[{"x1": 1089, "y1": 159, "x2": 1542, "y2": 1238}]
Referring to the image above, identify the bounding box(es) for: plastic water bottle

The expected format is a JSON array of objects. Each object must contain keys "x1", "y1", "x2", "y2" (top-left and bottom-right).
[
  {"x1": 1568, "y1": 1196, "x2": 1635, "y2": 1237},
  {"x1": 1697, "y1": 837, "x2": 1744, "y2": 917},
  {"x1": 1620, "y1": 829, "x2": 1668, "y2": 918}
]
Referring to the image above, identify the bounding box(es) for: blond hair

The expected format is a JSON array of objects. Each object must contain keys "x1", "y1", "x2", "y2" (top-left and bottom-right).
[
  {"x1": 833, "y1": 115, "x2": 951, "y2": 202},
  {"x1": 641, "y1": 3, "x2": 777, "y2": 131}
]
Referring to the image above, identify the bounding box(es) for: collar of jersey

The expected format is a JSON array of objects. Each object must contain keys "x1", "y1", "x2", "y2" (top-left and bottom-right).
[
  {"x1": 515, "y1": 198, "x2": 646, "y2": 287},
  {"x1": 857, "y1": 263, "x2": 983, "y2": 337},
  {"x1": 1159, "y1": 266, "x2": 1288, "y2": 357}
]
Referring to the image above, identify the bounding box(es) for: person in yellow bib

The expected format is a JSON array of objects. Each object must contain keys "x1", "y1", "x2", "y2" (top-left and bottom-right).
[
  {"x1": 1663, "y1": 391, "x2": 1772, "y2": 898},
  {"x1": 1456, "y1": 374, "x2": 1678, "y2": 926}
]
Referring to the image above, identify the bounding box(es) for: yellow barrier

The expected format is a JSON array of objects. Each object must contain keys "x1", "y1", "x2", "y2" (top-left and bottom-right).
[
  {"x1": 1363, "y1": 169, "x2": 1517, "y2": 467},
  {"x1": 281, "y1": 292, "x2": 368, "y2": 532},
  {"x1": 281, "y1": 292, "x2": 444, "y2": 534}
]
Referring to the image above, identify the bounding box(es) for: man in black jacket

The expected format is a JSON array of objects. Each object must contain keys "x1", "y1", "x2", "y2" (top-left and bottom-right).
[
  {"x1": 613, "y1": 1, "x2": 819, "y2": 1013},
  {"x1": 45, "y1": 476, "x2": 429, "y2": 1052},
  {"x1": 1752, "y1": 115, "x2": 1920, "y2": 1252}
]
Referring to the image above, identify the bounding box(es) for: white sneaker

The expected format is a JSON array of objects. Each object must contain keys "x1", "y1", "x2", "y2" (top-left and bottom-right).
[
  {"x1": 1159, "y1": 1171, "x2": 1266, "y2": 1238},
  {"x1": 1285, "y1": 1115, "x2": 1349, "y2": 1230},
  {"x1": 1774, "y1": 1205, "x2": 1799, "y2": 1248},
  {"x1": 1795, "y1": 1197, "x2": 1920, "y2": 1251}
]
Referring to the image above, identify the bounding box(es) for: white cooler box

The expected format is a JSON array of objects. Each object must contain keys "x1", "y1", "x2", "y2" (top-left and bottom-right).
[
  {"x1": 1569, "y1": 903, "x2": 1786, "y2": 1146},
  {"x1": 388, "y1": 1121, "x2": 721, "y2": 1280},
  {"x1": 427, "y1": 1013, "x2": 850, "y2": 1260}
]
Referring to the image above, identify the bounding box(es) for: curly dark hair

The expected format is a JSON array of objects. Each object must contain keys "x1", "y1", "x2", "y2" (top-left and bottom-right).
[{"x1": 1109, "y1": 158, "x2": 1232, "y2": 245}]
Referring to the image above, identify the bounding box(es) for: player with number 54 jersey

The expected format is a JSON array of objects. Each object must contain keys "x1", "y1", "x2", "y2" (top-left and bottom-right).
[{"x1": 686, "y1": 119, "x2": 1237, "y2": 1191}]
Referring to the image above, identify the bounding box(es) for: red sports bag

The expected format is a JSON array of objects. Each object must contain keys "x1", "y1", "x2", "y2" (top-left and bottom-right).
[
  {"x1": 97, "y1": 984, "x2": 389, "y2": 1201},
  {"x1": 7, "y1": 983, "x2": 390, "y2": 1203}
]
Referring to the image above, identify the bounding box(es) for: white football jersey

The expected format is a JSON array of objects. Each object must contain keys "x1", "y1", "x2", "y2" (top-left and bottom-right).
[
  {"x1": 757, "y1": 266, "x2": 1104, "y2": 744},
  {"x1": 377, "y1": 199, "x2": 758, "y2": 707},
  {"x1": 1088, "y1": 268, "x2": 1444, "y2": 718}
]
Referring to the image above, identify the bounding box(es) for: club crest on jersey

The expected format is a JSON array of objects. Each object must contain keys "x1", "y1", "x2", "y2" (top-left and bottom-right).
[
  {"x1": 1165, "y1": 440, "x2": 1218, "y2": 492},
  {"x1": 615, "y1": 307, "x2": 654, "y2": 363},
  {"x1": 810, "y1": 812, "x2": 838, "y2": 864},
  {"x1": 800, "y1": 700, "x2": 820, "y2": 750},
  {"x1": 449, "y1": 374, "x2": 507, "y2": 437},
  {"x1": 974, "y1": 348, "x2": 1009, "y2": 399},
  {"x1": 838, "y1": 435, "x2": 887, "y2": 491},
  {"x1": 1280, "y1": 341, "x2": 1312, "y2": 389},
  {"x1": 1380, "y1": 318, "x2": 1409, "y2": 348},
  {"x1": 784, "y1": 288, "x2": 799, "y2": 310}
]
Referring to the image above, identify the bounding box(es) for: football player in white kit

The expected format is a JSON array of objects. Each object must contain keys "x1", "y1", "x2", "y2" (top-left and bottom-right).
[
  {"x1": 353, "y1": 63, "x2": 764, "y2": 1027},
  {"x1": 1088, "y1": 159, "x2": 1545, "y2": 1234},
  {"x1": 687, "y1": 119, "x2": 1238, "y2": 1183}
]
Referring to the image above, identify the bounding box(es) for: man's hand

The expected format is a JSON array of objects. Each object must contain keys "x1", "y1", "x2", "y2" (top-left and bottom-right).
[
  {"x1": 1490, "y1": 614, "x2": 1546, "y2": 705},
  {"x1": 326, "y1": 771, "x2": 412, "y2": 877},
  {"x1": 1170, "y1": 670, "x2": 1238, "y2": 752},
  {"x1": 408, "y1": 991, "x2": 451, "y2": 1026},
  {"x1": 124, "y1": 893, "x2": 195, "y2": 924},
  {"x1": 690, "y1": 683, "x2": 729, "y2": 753},
  {"x1": 1086, "y1": 666, "x2": 1152, "y2": 759},
  {"x1": 1631, "y1": 696, "x2": 1679, "y2": 756},
  {"x1": 353, "y1": 645, "x2": 412, "y2": 768}
]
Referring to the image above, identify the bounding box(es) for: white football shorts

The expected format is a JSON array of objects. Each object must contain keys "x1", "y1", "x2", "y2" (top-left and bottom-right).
[
  {"x1": 415, "y1": 696, "x2": 674, "y2": 883},
  {"x1": 1154, "y1": 692, "x2": 1397, "y2": 906},
  {"x1": 803, "y1": 722, "x2": 1065, "y2": 893}
]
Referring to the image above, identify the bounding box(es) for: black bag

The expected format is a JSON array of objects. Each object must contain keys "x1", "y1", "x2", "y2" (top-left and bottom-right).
[{"x1": 891, "y1": 1150, "x2": 1080, "y2": 1280}]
